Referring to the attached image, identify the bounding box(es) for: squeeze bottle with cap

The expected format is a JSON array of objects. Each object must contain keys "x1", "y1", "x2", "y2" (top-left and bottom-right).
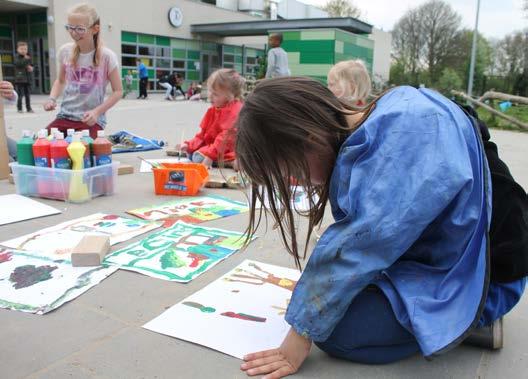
[
  {"x1": 16, "y1": 130, "x2": 34, "y2": 166},
  {"x1": 81, "y1": 130, "x2": 93, "y2": 168},
  {"x1": 50, "y1": 132, "x2": 71, "y2": 169},
  {"x1": 32, "y1": 129, "x2": 51, "y2": 167},
  {"x1": 48, "y1": 127, "x2": 59, "y2": 141},
  {"x1": 93, "y1": 130, "x2": 112, "y2": 166},
  {"x1": 65, "y1": 128, "x2": 75, "y2": 144},
  {"x1": 67, "y1": 134, "x2": 90, "y2": 202}
]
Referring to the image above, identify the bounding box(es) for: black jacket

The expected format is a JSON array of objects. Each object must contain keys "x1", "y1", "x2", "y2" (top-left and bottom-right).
[{"x1": 14, "y1": 54, "x2": 32, "y2": 84}]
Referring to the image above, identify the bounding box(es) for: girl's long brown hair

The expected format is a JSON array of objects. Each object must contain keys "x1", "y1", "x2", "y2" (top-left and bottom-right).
[{"x1": 236, "y1": 77, "x2": 376, "y2": 269}]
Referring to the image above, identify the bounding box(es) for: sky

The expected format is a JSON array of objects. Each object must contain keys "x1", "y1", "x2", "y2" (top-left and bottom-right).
[{"x1": 300, "y1": 0, "x2": 527, "y2": 39}]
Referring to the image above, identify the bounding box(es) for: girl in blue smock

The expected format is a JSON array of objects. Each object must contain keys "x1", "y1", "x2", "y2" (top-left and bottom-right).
[{"x1": 236, "y1": 78, "x2": 526, "y2": 379}]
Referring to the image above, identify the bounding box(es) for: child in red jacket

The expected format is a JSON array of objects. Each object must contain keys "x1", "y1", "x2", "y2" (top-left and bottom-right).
[{"x1": 180, "y1": 69, "x2": 245, "y2": 167}]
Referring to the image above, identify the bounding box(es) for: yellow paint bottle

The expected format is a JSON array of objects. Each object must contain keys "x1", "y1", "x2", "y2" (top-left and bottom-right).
[{"x1": 67, "y1": 133, "x2": 90, "y2": 202}]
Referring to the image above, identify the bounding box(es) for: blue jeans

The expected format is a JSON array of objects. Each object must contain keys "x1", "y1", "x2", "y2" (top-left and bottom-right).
[
  {"x1": 7, "y1": 137, "x2": 17, "y2": 162},
  {"x1": 315, "y1": 287, "x2": 420, "y2": 364}
]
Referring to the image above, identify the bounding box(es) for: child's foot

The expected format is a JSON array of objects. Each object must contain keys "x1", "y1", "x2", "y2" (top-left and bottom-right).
[
  {"x1": 464, "y1": 317, "x2": 503, "y2": 349},
  {"x1": 27, "y1": 109, "x2": 34, "y2": 113},
  {"x1": 17, "y1": 110, "x2": 23, "y2": 113}
]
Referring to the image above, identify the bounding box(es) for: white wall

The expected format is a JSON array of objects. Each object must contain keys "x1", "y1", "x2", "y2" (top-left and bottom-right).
[
  {"x1": 277, "y1": 0, "x2": 327, "y2": 19},
  {"x1": 369, "y1": 28, "x2": 391, "y2": 87}
]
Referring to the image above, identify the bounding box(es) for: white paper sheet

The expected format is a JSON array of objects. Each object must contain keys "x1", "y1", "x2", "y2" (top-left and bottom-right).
[
  {"x1": 254, "y1": 186, "x2": 318, "y2": 212},
  {"x1": 139, "y1": 158, "x2": 191, "y2": 173},
  {"x1": 0, "y1": 194, "x2": 61, "y2": 226},
  {"x1": 143, "y1": 260, "x2": 301, "y2": 359},
  {"x1": 0, "y1": 248, "x2": 117, "y2": 314},
  {"x1": 1, "y1": 213, "x2": 161, "y2": 261}
]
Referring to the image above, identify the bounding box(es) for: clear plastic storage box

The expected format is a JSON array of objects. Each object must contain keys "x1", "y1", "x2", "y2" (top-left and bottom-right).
[{"x1": 9, "y1": 162, "x2": 119, "y2": 203}]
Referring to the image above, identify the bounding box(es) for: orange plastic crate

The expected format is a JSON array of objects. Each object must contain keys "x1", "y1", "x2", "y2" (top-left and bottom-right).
[{"x1": 152, "y1": 163, "x2": 209, "y2": 196}]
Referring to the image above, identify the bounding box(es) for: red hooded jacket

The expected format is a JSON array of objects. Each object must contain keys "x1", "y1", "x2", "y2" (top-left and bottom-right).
[{"x1": 185, "y1": 100, "x2": 243, "y2": 162}]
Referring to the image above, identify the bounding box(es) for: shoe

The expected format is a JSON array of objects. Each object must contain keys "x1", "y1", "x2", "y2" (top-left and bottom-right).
[
  {"x1": 464, "y1": 317, "x2": 503, "y2": 350},
  {"x1": 17, "y1": 110, "x2": 23, "y2": 113},
  {"x1": 27, "y1": 109, "x2": 34, "y2": 113}
]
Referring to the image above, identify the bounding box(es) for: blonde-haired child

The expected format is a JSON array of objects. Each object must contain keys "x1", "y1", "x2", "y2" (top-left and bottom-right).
[
  {"x1": 327, "y1": 59, "x2": 371, "y2": 106},
  {"x1": 44, "y1": 3, "x2": 122, "y2": 138},
  {"x1": 180, "y1": 69, "x2": 245, "y2": 167}
]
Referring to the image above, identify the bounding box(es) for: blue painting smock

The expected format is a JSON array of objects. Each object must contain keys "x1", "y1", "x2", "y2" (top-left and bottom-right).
[{"x1": 285, "y1": 86, "x2": 513, "y2": 357}]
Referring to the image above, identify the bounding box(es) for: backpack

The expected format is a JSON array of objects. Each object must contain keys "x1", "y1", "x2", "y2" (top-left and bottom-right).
[{"x1": 456, "y1": 102, "x2": 528, "y2": 283}]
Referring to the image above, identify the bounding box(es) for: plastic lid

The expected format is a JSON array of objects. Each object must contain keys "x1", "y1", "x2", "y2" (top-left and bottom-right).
[
  {"x1": 97, "y1": 130, "x2": 105, "y2": 138},
  {"x1": 51, "y1": 128, "x2": 59, "y2": 133},
  {"x1": 72, "y1": 134, "x2": 81, "y2": 143},
  {"x1": 37, "y1": 129, "x2": 48, "y2": 139},
  {"x1": 82, "y1": 130, "x2": 90, "y2": 137},
  {"x1": 67, "y1": 129, "x2": 75, "y2": 136},
  {"x1": 55, "y1": 132, "x2": 64, "y2": 140},
  {"x1": 22, "y1": 130, "x2": 31, "y2": 137}
]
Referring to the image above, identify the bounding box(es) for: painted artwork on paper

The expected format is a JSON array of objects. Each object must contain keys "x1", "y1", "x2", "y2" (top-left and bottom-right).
[
  {"x1": 0, "y1": 248, "x2": 117, "y2": 314},
  {"x1": 126, "y1": 195, "x2": 248, "y2": 227},
  {"x1": 0, "y1": 213, "x2": 161, "y2": 261},
  {"x1": 104, "y1": 221, "x2": 251, "y2": 282},
  {"x1": 143, "y1": 260, "x2": 301, "y2": 359}
]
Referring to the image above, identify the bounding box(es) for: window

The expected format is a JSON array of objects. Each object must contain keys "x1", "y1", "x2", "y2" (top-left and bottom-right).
[
  {"x1": 122, "y1": 44, "x2": 136, "y2": 54},
  {"x1": 138, "y1": 45, "x2": 155, "y2": 56},
  {"x1": 224, "y1": 55, "x2": 234, "y2": 63},
  {"x1": 156, "y1": 47, "x2": 170, "y2": 57},
  {"x1": 121, "y1": 56, "x2": 136, "y2": 67},
  {"x1": 156, "y1": 58, "x2": 170, "y2": 68},
  {"x1": 173, "y1": 60, "x2": 185, "y2": 69},
  {"x1": 246, "y1": 57, "x2": 256, "y2": 65}
]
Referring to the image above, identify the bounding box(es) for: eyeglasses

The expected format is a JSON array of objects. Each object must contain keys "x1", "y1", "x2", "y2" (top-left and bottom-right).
[{"x1": 64, "y1": 24, "x2": 88, "y2": 34}]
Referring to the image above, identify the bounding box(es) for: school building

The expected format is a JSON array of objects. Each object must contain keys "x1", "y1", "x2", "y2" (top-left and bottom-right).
[{"x1": 0, "y1": 0, "x2": 391, "y2": 94}]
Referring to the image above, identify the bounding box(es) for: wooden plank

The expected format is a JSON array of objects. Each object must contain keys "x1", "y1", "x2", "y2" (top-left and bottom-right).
[{"x1": 0, "y1": 55, "x2": 10, "y2": 180}]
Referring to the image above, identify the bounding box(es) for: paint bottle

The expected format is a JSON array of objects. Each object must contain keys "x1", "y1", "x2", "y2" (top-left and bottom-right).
[
  {"x1": 93, "y1": 130, "x2": 112, "y2": 166},
  {"x1": 48, "y1": 127, "x2": 59, "y2": 141},
  {"x1": 50, "y1": 132, "x2": 71, "y2": 169},
  {"x1": 81, "y1": 130, "x2": 94, "y2": 168},
  {"x1": 67, "y1": 134, "x2": 90, "y2": 202},
  {"x1": 16, "y1": 130, "x2": 34, "y2": 166},
  {"x1": 65, "y1": 128, "x2": 75, "y2": 144},
  {"x1": 32, "y1": 129, "x2": 51, "y2": 167}
]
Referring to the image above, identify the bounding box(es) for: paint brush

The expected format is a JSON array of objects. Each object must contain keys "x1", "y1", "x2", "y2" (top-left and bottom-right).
[
  {"x1": 178, "y1": 130, "x2": 185, "y2": 162},
  {"x1": 138, "y1": 156, "x2": 164, "y2": 169}
]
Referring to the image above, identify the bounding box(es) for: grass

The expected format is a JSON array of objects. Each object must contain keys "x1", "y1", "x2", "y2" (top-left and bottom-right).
[{"x1": 476, "y1": 103, "x2": 528, "y2": 133}]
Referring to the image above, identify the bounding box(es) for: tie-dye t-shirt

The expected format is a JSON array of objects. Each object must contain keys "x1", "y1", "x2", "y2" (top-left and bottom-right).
[{"x1": 57, "y1": 43, "x2": 119, "y2": 127}]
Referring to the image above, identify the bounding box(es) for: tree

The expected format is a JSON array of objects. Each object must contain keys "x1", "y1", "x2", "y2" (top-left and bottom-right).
[
  {"x1": 437, "y1": 68, "x2": 462, "y2": 94},
  {"x1": 442, "y1": 29, "x2": 492, "y2": 94},
  {"x1": 391, "y1": 0, "x2": 461, "y2": 86},
  {"x1": 323, "y1": 0, "x2": 361, "y2": 18},
  {"x1": 420, "y1": 0, "x2": 462, "y2": 83},
  {"x1": 392, "y1": 8, "x2": 425, "y2": 86}
]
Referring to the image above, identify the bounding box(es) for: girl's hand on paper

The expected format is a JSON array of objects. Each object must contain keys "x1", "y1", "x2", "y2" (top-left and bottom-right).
[{"x1": 240, "y1": 328, "x2": 311, "y2": 379}]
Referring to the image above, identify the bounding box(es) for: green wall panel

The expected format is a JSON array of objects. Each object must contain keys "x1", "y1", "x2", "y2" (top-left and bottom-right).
[
  {"x1": 301, "y1": 30, "x2": 335, "y2": 40},
  {"x1": 282, "y1": 31, "x2": 301, "y2": 41},
  {"x1": 300, "y1": 52, "x2": 334, "y2": 64},
  {"x1": 122, "y1": 31, "x2": 137, "y2": 43},
  {"x1": 187, "y1": 50, "x2": 200, "y2": 60},
  {"x1": 172, "y1": 49, "x2": 186, "y2": 59},
  {"x1": 138, "y1": 34, "x2": 155, "y2": 45},
  {"x1": 156, "y1": 36, "x2": 170, "y2": 46}
]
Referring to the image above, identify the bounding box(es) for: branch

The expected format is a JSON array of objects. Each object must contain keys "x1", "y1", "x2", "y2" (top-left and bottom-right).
[
  {"x1": 478, "y1": 91, "x2": 528, "y2": 105},
  {"x1": 452, "y1": 90, "x2": 528, "y2": 131}
]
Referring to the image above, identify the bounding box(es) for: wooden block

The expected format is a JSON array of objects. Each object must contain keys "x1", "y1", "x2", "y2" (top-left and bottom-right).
[
  {"x1": 118, "y1": 164, "x2": 134, "y2": 175},
  {"x1": 71, "y1": 235, "x2": 110, "y2": 267}
]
